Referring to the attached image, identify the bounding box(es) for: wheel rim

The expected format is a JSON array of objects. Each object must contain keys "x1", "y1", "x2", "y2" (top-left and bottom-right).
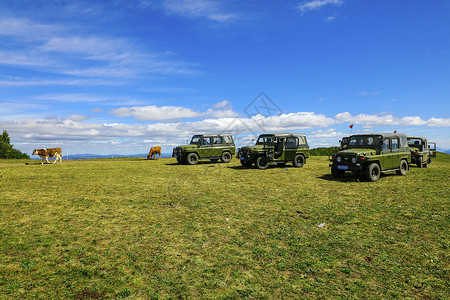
[{"x1": 371, "y1": 168, "x2": 379, "y2": 179}]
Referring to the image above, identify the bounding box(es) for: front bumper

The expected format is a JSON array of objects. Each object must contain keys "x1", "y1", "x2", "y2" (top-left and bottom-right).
[{"x1": 329, "y1": 163, "x2": 363, "y2": 172}]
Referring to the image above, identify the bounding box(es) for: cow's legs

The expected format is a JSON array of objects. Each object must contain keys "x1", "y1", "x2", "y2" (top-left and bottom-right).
[
  {"x1": 53, "y1": 154, "x2": 62, "y2": 164},
  {"x1": 45, "y1": 157, "x2": 51, "y2": 164}
]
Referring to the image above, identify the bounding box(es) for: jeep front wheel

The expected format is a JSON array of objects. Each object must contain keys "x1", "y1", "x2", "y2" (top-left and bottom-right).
[
  {"x1": 186, "y1": 153, "x2": 199, "y2": 165},
  {"x1": 221, "y1": 151, "x2": 232, "y2": 163},
  {"x1": 396, "y1": 160, "x2": 408, "y2": 175},
  {"x1": 292, "y1": 154, "x2": 305, "y2": 168},
  {"x1": 365, "y1": 163, "x2": 381, "y2": 182},
  {"x1": 256, "y1": 156, "x2": 269, "y2": 170}
]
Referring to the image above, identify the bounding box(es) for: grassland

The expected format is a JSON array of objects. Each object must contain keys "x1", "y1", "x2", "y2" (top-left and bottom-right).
[{"x1": 1, "y1": 154, "x2": 449, "y2": 299}]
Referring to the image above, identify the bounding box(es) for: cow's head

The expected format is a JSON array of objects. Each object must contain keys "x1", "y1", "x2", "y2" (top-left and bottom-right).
[{"x1": 32, "y1": 149, "x2": 38, "y2": 155}]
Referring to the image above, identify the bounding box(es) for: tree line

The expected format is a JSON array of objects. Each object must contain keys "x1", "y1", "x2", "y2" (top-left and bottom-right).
[
  {"x1": 0, "y1": 130, "x2": 29, "y2": 159},
  {"x1": 309, "y1": 146, "x2": 340, "y2": 156}
]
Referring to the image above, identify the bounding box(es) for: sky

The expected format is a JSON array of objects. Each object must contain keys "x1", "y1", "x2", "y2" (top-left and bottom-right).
[{"x1": 1, "y1": 0, "x2": 449, "y2": 155}]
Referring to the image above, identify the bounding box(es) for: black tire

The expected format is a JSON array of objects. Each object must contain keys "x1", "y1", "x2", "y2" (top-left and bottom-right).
[
  {"x1": 240, "y1": 159, "x2": 252, "y2": 167},
  {"x1": 292, "y1": 154, "x2": 305, "y2": 168},
  {"x1": 255, "y1": 156, "x2": 269, "y2": 170},
  {"x1": 396, "y1": 160, "x2": 408, "y2": 175},
  {"x1": 331, "y1": 168, "x2": 345, "y2": 178},
  {"x1": 221, "y1": 151, "x2": 232, "y2": 163},
  {"x1": 423, "y1": 160, "x2": 428, "y2": 168},
  {"x1": 186, "y1": 153, "x2": 199, "y2": 165},
  {"x1": 365, "y1": 163, "x2": 381, "y2": 182},
  {"x1": 417, "y1": 156, "x2": 423, "y2": 168}
]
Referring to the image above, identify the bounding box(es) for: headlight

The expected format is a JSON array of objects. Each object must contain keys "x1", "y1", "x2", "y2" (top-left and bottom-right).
[
  {"x1": 336, "y1": 157, "x2": 341, "y2": 162},
  {"x1": 352, "y1": 157, "x2": 356, "y2": 163}
]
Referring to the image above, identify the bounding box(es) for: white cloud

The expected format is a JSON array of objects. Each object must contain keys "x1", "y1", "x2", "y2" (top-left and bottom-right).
[
  {"x1": 110, "y1": 105, "x2": 202, "y2": 121},
  {"x1": 109, "y1": 101, "x2": 239, "y2": 121},
  {"x1": 335, "y1": 112, "x2": 450, "y2": 127},
  {"x1": 162, "y1": 0, "x2": 237, "y2": 22},
  {"x1": 298, "y1": 0, "x2": 343, "y2": 14},
  {"x1": 0, "y1": 17, "x2": 198, "y2": 81}
]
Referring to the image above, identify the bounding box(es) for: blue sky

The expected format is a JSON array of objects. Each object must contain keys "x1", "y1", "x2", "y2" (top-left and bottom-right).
[{"x1": 1, "y1": 0, "x2": 449, "y2": 155}]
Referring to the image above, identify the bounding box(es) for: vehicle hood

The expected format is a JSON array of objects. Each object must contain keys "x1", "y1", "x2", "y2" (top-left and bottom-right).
[
  {"x1": 409, "y1": 147, "x2": 420, "y2": 153},
  {"x1": 336, "y1": 148, "x2": 378, "y2": 156},
  {"x1": 241, "y1": 145, "x2": 264, "y2": 151},
  {"x1": 176, "y1": 144, "x2": 198, "y2": 150}
]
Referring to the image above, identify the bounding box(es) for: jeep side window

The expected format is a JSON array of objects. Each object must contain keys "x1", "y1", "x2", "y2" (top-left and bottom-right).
[
  {"x1": 286, "y1": 137, "x2": 298, "y2": 148},
  {"x1": 382, "y1": 138, "x2": 390, "y2": 152},
  {"x1": 191, "y1": 136, "x2": 202, "y2": 144},
  {"x1": 202, "y1": 138, "x2": 212, "y2": 146},
  {"x1": 213, "y1": 137, "x2": 223, "y2": 144},
  {"x1": 222, "y1": 136, "x2": 233, "y2": 144},
  {"x1": 400, "y1": 136, "x2": 408, "y2": 149},
  {"x1": 392, "y1": 138, "x2": 399, "y2": 152}
]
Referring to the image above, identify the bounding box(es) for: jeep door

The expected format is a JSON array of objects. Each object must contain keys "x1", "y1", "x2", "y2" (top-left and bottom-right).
[
  {"x1": 210, "y1": 136, "x2": 223, "y2": 157},
  {"x1": 381, "y1": 138, "x2": 393, "y2": 170},
  {"x1": 285, "y1": 137, "x2": 298, "y2": 161},
  {"x1": 390, "y1": 137, "x2": 402, "y2": 169},
  {"x1": 199, "y1": 137, "x2": 213, "y2": 158}
]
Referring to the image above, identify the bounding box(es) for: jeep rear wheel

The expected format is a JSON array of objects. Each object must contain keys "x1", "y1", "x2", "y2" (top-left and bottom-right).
[
  {"x1": 365, "y1": 163, "x2": 380, "y2": 182},
  {"x1": 186, "y1": 153, "x2": 199, "y2": 165},
  {"x1": 292, "y1": 154, "x2": 305, "y2": 168},
  {"x1": 396, "y1": 160, "x2": 408, "y2": 175},
  {"x1": 256, "y1": 156, "x2": 269, "y2": 170},
  {"x1": 417, "y1": 156, "x2": 423, "y2": 168},
  {"x1": 221, "y1": 151, "x2": 232, "y2": 163}
]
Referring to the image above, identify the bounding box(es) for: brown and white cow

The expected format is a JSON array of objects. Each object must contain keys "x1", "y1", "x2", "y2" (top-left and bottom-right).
[
  {"x1": 32, "y1": 148, "x2": 62, "y2": 164},
  {"x1": 147, "y1": 146, "x2": 161, "y2": 160}
]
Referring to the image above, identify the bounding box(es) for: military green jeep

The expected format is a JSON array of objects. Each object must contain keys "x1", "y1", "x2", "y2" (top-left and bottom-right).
[
  {"x1": 330, "y1": 133, "x2": 411, "y2": 182},
  {"x1": 237, "y1": 133, "x2": 309, "y2": 169},
  {"x1": 407, "y1": 136, "x2": 436, "y2": 168},
  {"x1": 172, "y1": 134, "x2": 235, "y2": 165}
]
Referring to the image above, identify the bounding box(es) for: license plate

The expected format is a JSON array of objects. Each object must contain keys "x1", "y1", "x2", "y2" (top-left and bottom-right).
[
  {"x1": 337, "y1": 165, "x2": 348, "y2": 170},
  {"x1": 239, "y1": 157, "x2": 245, "y2": 160}
]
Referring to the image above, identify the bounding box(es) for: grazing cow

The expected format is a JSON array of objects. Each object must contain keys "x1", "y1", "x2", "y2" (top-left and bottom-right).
[
  {"x1": 32, "y1": 148, "x2": 62, "y2": 164},
  {"x1": 147, "y1": 146, "x2": 161, "y2": 160}
]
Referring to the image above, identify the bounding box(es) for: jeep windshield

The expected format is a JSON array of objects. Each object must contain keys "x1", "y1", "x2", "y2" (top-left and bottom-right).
[
  {"x1": 256, "y1": 135, "x2": 274, "y2": 146},
  {"x1": 407, "y1": 138, "x2": 422, "y2": 147},
  {"x1": 347, "y1": 135, "x2": 382, "y2": 148},
  {"x1": 190, "y1": 135, "x2": 202, "y2": 144}
]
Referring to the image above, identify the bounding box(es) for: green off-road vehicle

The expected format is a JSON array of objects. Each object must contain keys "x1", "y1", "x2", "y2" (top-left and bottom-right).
[
  {"x1": 330, "y1": 133, "x2": 411, "y2": 182},
  {"x1": 237, "y1": 133, "x2": 309, "y2": 169},
  {"x1": 172, "y1": 134, "x2": 235, "y2": 165},
  {"x1": 407, "y1": 136, "x2": 436, "y2": 168}
]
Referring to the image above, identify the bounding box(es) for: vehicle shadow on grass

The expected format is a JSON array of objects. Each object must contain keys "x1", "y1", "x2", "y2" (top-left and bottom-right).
[
  {"x1": 165, "y1": 161, "x2": 226, "y2": 166},
  {"x1": 227, "y1": 164, "x2": 292, "y2": 170},
  {"x1": 318, "y1": 173, "x2": 397, "y2": 182}
]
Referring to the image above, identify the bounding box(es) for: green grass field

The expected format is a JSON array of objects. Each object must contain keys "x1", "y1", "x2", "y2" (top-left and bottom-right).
[{"x1": 1, "y1": 154, "x2": 449, "y2": 299}]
